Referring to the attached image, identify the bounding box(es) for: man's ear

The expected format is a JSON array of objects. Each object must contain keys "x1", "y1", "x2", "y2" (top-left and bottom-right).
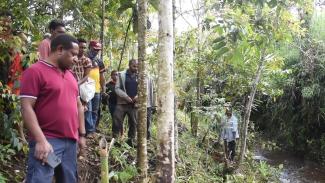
[{"x1": 56, "y1": 45, "x2": 63, "y2": 55}]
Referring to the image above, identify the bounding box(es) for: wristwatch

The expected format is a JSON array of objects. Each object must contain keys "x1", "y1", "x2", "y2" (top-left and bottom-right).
[{"x1": 79, "y1": 132, "x2": 86, "y2": 138}]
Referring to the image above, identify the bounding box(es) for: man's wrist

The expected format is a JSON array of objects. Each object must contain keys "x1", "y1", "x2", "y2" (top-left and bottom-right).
[
  {"x1": 79, "y1": 132, "x2": 86, "y2": 137},
  {"x1": 35, "y1": 134, "x2": 47, "y2": 143}
]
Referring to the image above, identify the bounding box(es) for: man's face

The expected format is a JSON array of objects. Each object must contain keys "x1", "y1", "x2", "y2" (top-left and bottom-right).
[
  {"x1": 90, "y1": 47, "x2": 100, "y2": 57},
  {"x1": 226, "y1": 110, "x2": 232, "y2": 117},
  {"x1": 51, "y1": 26, "x2": 65, "y2": 38},
  {"x1": 129, "y1": 61, "x2": 138, "y2": 73},
  {"x1": 111, "y1": 72, "x2": 118, "y2": 81},
  {"x1": 57, "y1": 42, "x2": 79, "y2": 70},
  {"x1": 78, "y1": 42, "x2": 87, "y2": 56}
]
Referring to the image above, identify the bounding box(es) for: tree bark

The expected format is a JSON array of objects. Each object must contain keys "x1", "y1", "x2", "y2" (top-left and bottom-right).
[
  {"x1": 172, "y1": 0, "x2": 179, "y2": 162},
  {"x1": 156, "y1": 0, "x2": 175, "y2": 182},
  {"x1": 137, "y1": 0, "x2": 148, "y2": 180},
  {"x1": 239, "y1": 50, "x2": 265, "y2": 163},
  {"x1": 100, "y1": 0, "x2": 106, "y2": 61}
]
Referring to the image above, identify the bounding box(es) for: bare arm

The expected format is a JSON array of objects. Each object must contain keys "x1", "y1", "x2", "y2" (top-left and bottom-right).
[
  {"x1": 21, "y1": 97, "x2": 53, "y2": 162},
  {"x1": 77, "y1": 97, "x2": 86, "y2": 149},
  {"x1": 78, "y1": 67, "x2": 91, "y2": 85},
  {"x1": 21, "y1": 98, "x2": 46, "y2": 143},
  {"x1": 77, "y1": 97, "x2": 86, "y2": 135}
]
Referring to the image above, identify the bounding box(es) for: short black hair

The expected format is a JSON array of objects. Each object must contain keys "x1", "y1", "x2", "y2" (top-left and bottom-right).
[
  {"x1": 48, "y1": 19, "x2": 65, "y2": 31},
  {"x1": 111, "y1": 70, "x2": 117, "y2": 75},
  {"x1": 51, "y1": 34, "x2": 78, "y2": 52},
  {"x1": 129, "y1": 59, "x2": 138, "y2": 66},
  {"x1": 77, "y1": 38, "x2": 87, "y2": 44}
]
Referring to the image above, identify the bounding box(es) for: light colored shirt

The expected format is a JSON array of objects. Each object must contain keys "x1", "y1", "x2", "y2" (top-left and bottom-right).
[
  {"x1": 221, "y1": 114, "x2": 239, "y2": 142},
  {"x1": 38, "y1": 38, "x2": 51, "y2": 60}
]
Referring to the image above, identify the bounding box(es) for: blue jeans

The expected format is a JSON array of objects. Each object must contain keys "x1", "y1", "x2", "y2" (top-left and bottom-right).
[
  {"x1": 85, "y1": 93, "x2": 100, "y2": 134},
  {"x1": 26, "y1": 138, "x2": 77, "y2": 183}
]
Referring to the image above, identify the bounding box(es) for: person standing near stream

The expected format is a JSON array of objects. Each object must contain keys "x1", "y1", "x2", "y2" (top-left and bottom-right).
[{"x1": 221, "y1": 107, "x2": 239, "y2": 162}]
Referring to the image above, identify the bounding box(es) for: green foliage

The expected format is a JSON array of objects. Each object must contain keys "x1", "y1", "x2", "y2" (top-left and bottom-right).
[
  {"x1": 109, "y1": 142, "x2": 138, "y2": 182},
  {"x1": 176, "y1": 111, "x2": 224, "y2": 182},
  {"x1": 253, "y1": 10, "x2": 325, "y2": 164},
  {"x1": 0, "y1": 172, "x2": 7, "y2": 183},
  {"x1": 261, "y1": 141, "x2": 280, "y2": 152},
  {"x1": 0, "y1": 85, "x2": 23, "y2": 151},
  {"x1": 228, "y1": 159, "x2": 281, "y2": 183},
  {"x1": 0, "y1": 144, "x2": 16, "y2": 163},
  {"x1": 175, "y1": 0, "x2": 303, "y2": 111}
]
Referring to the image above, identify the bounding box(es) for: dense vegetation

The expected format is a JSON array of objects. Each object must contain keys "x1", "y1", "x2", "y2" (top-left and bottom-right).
[
  {"x1": 253, "y1": 10, "x2": 325, "y2": 165},
  {"x1": 1, "y1": 0, "x2": 324, "y2": 182}
]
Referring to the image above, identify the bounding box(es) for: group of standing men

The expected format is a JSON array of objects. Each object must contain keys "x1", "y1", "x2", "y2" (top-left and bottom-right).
[{"x1": 20, "y1": 19, "x2": 155, "y2": 183}]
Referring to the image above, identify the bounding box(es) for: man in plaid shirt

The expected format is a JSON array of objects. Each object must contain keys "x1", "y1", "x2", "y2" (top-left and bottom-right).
[{"x1": 72, "y1": 38, "x2": 92, "y2": 85}]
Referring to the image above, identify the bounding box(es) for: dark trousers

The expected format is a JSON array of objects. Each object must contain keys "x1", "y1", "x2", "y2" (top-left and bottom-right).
[
  {"x1": 109, "y1": 104, "x2": 116, "y2": 118},
  {"x1": 224, "y1": 140, "x2": 236, "y2": 161},
  {"x1": 109, "y1": 104, "x2": 116, "y2": 133},
  {"x1": 113, "y1": 104, "x2": 137, "y2": 139},
  {"x1": 147, "y1": 107, "x2": 153, "y2": 139}
]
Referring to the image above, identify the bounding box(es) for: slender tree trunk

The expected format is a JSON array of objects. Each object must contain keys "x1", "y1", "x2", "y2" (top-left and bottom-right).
[
  {"x1": 193, "y1": 0, "x2": 202, "y2": 137},
  {"x1": 109, "y1": 37, "x2": 113, "y2": 73},
  {"x1": 172, "y1": 0, "x2": 179, "y2": 162},
  {"x1": 137, "y1": 0, "x2": 148, "y2": 180},
  {"x1": 239, "y1": 50, "x2": 265, "y2": 163},
  {"x1": 118, "y1": 16, "x2": 132, "y2": 71},
  {"x1": 100, "y1": 0, "x2": 106, "y2": 61},
  {"x1": 156, "y1": 0, "x2": 175, "y2": 182}
]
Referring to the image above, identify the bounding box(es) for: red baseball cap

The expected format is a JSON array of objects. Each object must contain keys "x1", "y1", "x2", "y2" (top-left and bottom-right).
[{"x1": 89, "y1": 40, "x2": 102, "y2": 50}]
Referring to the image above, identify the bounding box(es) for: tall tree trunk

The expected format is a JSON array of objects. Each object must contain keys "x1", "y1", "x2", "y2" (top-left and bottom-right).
[
  {"x1": 193, "y1": 0, "x2": 202, "y2": 137},
  {"x1": 172, "y1": 0, "x2": 179, "y2": 161},
  {"x1": 109, "y1": 37, "x2": 113, "y2": 73},
  {"x1": 239, "y1": 50, "x2": 265, "y2": 163},
  {"x1": 156, "y1": 0, "x2": 175, "y2": 182},
  {"x1": 100, "y1": 0, "x2": 106, "y2": 61},
  {"x1": 137, "y1": 0, "x2": 148, "y2": 180}
]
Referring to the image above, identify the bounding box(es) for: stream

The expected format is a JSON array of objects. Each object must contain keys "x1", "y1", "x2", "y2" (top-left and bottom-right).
[{"x1": 254, "y1": 148, "x2": 325, "y2": 183}]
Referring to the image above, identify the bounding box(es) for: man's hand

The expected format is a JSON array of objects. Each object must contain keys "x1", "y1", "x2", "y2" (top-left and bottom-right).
[
  {"x1": 34, "y1": 140, "x2": 53, "y2": 164},
  {"x1": 132, "y1": 95, "x2": 138, "y2": 103},
  {"x1": 79, "y1": 136, "x2": 87, "y2": 149},
  {"x1": 78, "y1": 136, "x2": 87, "y2": 158},
  {"x1": 126, "y1": 96, "x2": 133, "y2": 103}
]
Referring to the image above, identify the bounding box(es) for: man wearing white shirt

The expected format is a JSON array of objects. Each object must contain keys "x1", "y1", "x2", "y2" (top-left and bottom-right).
[{"x1": 220, "y1": 107, "x2": 239, "y2": 161}]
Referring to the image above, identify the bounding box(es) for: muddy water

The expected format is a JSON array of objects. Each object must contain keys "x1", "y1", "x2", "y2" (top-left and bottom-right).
[{"x1": 254, "y1": 149, "x2": 325, "y2": 183}]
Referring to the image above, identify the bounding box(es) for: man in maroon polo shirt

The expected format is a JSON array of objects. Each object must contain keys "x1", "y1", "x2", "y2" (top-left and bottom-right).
[{"x1": 20, "y1": 34, "x2": 86, "y2": 183}]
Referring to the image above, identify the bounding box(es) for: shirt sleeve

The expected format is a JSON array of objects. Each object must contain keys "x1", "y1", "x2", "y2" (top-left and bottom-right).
[
  {"x1": 20, "y1": 67, "x2": 41, "y2": 99},
  {"x1": 38, "y1": 39, "x2": 50, "y2": 60}
]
